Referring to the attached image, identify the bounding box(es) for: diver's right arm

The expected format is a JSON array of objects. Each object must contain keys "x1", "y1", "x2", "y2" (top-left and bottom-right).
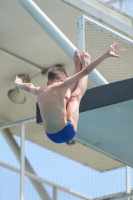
[{"x1": 14, "y1": 76, "x2": 40, "y2": 95}]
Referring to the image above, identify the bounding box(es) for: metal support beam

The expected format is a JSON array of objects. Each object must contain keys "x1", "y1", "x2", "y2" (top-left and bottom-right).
[
  {"x1": 64, "y1": 0, "x2": 133, "y2": 38},
  {"x1": 0, "y1": 116, "x2": 35, "y2": 130},
  {"x1": 1, "y1": 128, "x2": 51, "y2": 200},
  {"x1": 106, "y1": 0, "x2": 124, "y2": 10},
  {"x1": 18, "y1": 0, "x2": 76, "y2": 60},
  {"x1": 17, "y1": 0, "x2": 108, "y2": 87}
]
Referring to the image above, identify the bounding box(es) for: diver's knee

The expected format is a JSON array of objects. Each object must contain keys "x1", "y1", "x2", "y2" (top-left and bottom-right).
[{"x1": 70, "y1": 92, "x2": 82, "y2": 102}]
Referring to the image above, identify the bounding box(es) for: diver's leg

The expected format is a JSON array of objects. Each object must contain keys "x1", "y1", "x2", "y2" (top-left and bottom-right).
[
  {"x1": 70, "y1": 50, "x2": 82, "y2": 93},
  {"x1": 66, "y1": 52, "x2": 90, "y2": 131}
]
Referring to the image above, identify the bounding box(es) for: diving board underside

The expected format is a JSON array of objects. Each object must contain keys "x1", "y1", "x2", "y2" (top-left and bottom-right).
[{"x1": 37, "y1": 78, "x2": 133, "y2": 167}]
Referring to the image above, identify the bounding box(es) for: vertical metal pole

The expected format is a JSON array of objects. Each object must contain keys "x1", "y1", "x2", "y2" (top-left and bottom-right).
[
  {"x1": 78, "y1": 15, "x2": 85, "y2": 52},
  {"x1": 119, "y1": 0, "x2": 123, "y2": 11},
  {"x1": 126, "y1": 166, "x2": 130, "y2": 200},
  {"x1": 20, "y1": 123, "x2": 25, "y2": 200},
  {"x1": 53, "y1": 187, "x2": 57, "y2": 200}
]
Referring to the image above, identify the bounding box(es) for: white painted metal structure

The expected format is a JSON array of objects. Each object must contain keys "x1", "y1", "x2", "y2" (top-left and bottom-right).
[
  {"x1": 18, "y1": 0, "x2": 76, "y2": 60},
  {"x1": 0, "y1": 118, "x2": 133, "y2": 200},
  {"x1": 0, "y1": 119, "x2": 91, "y2": 200},
  {"x1": 0, "y1": 0, "x2": 133, "y2": 122},
  {"x1": 77, "y1": 15, "x2": 132, "y2": 195},
  {"x1": 64, "y1": 0, "x2": 133, "y2": 38},
  {"x1": 78, "y1": 15, "x2": 133, "y2": 46},
  {"x1": 1, "y1": 127, "x2": 51, "y2": 200},
  {"x1": 1, "y1": 7, "x2": 130, "y2": 194},
  {"x1": 18, "y1": 0, "x2": 108, "y2": 86},
  {"x1": 104, "y1": 0, "x2": 129, "y2": 12},
  {"x1": 0, "y1": 0, "x2": 133, "y2": 199}
]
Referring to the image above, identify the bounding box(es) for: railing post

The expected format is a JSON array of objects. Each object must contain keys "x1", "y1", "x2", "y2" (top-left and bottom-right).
[
  {"x1": 53, "y1": 186, "x2": 57, "y2": 200},
  {"x1": 20, "y1": 123, "x2": 25, "y2": 200},
  {"x1": 126, "y1": 166, "x2": 131, "y2": 200}
]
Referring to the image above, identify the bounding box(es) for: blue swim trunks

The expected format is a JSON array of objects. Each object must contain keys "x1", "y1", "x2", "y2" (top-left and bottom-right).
[{"x1": 46, "y1": 121, "x2": 76, "y2": 143}]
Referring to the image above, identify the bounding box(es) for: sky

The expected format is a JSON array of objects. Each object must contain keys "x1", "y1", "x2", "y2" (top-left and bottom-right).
[{"x1": 0, "y1": 0, "x2": 133, "y2": 199}]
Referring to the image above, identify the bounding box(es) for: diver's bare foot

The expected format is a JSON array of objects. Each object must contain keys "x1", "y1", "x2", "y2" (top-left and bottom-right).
[
  {"x1": 80, "y1": 52, "x2": 91, "y2": 69},
  {"x1": 73, "y1": 50, "x2": 82, "y2": 72}
]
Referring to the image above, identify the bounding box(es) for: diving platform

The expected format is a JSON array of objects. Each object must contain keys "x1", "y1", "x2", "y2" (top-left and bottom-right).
[{"x1": 37, "y1": 78, "x2": 133, "y2": 167}]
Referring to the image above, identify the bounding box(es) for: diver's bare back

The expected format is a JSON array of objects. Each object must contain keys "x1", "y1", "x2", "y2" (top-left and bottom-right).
[{"x1": 37, "y1": 82, "x2": 71, "y2": 134}]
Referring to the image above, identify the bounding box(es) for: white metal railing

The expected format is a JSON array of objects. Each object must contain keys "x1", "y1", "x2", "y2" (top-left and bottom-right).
[
  {"x1": 0, "y1": 116, "x2": 36, "y2": 129},
  {"x1": 0, "y1": 162, "x2": 91, "y2": 200},
  {"x1": 0, "y1": 117, "x2": 132, "y2": 200},
  {"x1": 1, "y1": 127, "x2": 51, "y2": 200},
  {"x1": 93, "y1": 192, "x2": 133, "y2": 200},
  {"x1": 0, "y1": 118, "x2": 92, "y2": 199},
  {"x1": 1, "y1": 161, "x2": 133, "y2": 200},
  {"x1": 20, "y1": 123, "x2": 25, "y2": 200}
]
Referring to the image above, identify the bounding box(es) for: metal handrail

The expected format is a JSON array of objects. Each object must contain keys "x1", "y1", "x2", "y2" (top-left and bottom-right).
[
  {"x1": 0, "y1": 162, "x2": 91, "y2": 200},
  {"x1": 0, "y1": 117, "x2": 36, "y2": 130}
]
